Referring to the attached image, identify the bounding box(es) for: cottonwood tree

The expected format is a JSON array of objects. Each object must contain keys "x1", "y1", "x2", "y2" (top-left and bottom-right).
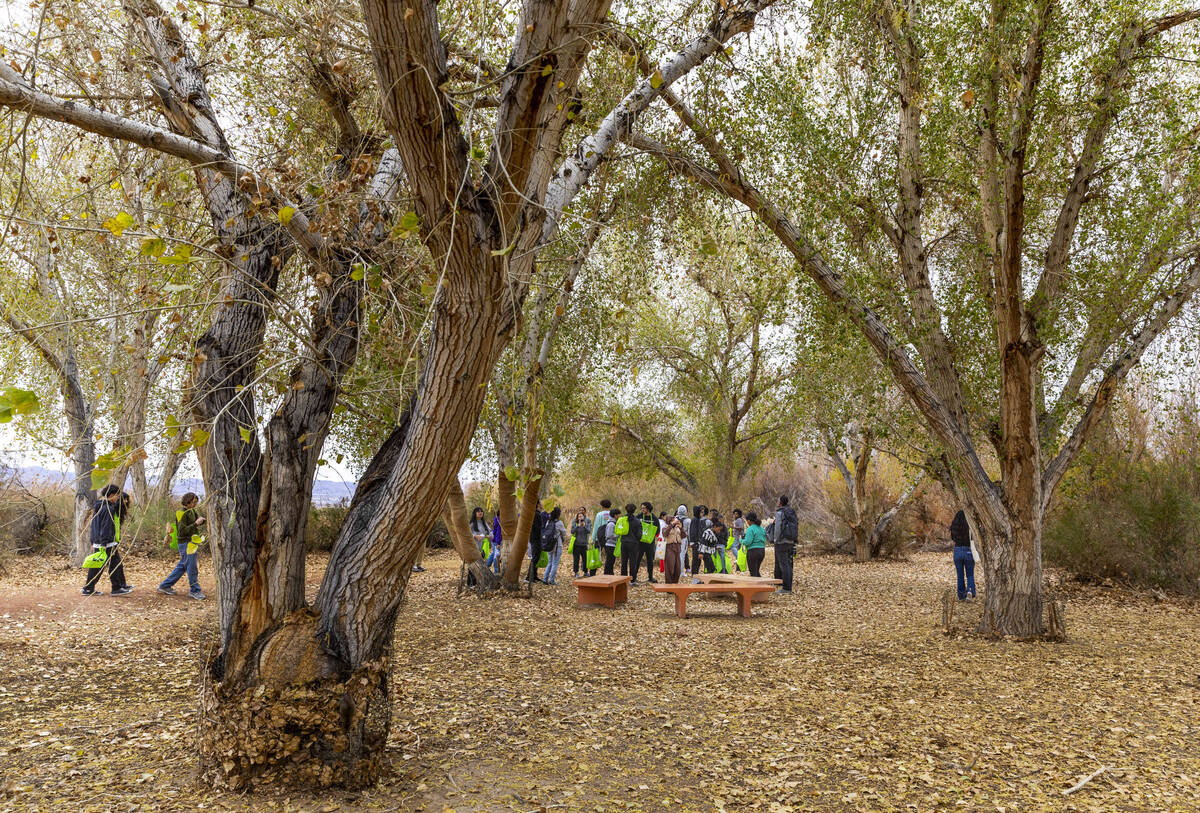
[
  {"x1": 627, "y1": 0, "x2": 1200, "y2": 635},
  {"x1": 1, "y1": 138, "x2": 202, "y2": 558},
  {"x1": 577, "y1": 211, "x2": 797, "y2": 505},
  {"x1": 0, "y1": 0, "x2": 775, "y2": 786}
]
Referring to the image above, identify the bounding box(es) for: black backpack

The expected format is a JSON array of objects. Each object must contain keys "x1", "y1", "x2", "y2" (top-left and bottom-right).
[
  {"x1": 778, "y1": 506, "x2": 799, "y2": 542},
  {"x1": 539, "y1": 515, "x2": 559, "y2": 551}
]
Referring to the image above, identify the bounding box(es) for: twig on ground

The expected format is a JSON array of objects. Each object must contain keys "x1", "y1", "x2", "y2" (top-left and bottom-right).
[{"x1": 1063, "y1": 765, "x2": 1107, "y2": 795}]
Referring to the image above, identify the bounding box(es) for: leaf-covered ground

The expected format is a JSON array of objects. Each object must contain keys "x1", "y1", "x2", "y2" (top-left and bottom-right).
[{"x1": 0, "y1": 549, "x2": 1197, "y2": 812}]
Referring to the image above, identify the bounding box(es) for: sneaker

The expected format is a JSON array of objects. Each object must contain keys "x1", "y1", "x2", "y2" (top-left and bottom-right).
[
  {"x1": 411, "y1": 565, "x2": 426, "y2": 573},
  {"x1": 780, "y1": 589, "x2": 793, "y2": 595},
  {"x1": 81, "y1": 588, "x2": 96, "y2": 596},
  {"x1": 111, "y1": 585, "x2": 134, "y2": 596},
  {"x1": 189, "y1": 591, "x2": 206, "y2": 600},
  {"x1": 157, "y1": 586, "x2": 177, "y2": 596},
  {"x1": 648, "y1": 578, "x2": 658, "y2": 584}
]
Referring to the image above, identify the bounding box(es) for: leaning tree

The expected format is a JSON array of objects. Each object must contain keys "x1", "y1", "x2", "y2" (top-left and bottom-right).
[
  {"x1": 1, "y1": 0, "x2": 776, "y2": 786},
  {"x1": 625, "y1": 0, "x2": 1200, "y2": 635}
]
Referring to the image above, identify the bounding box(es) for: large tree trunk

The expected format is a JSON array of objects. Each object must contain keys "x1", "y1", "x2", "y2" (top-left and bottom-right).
[{"x1": 976, "y1": 519, "x2": 1043, "y2": 638}]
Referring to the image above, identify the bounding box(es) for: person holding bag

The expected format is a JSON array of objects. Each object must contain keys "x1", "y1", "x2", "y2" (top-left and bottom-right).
[
  {"x1": 156, "y1": 492, "x2": 206, "y2": 599},
  {"x1": 82, "y1": 485, "x2": 133, "y2": 596},
  {"x1": 662, "y1": 516, "x2": 683, "y2": 583},
  {"x1": 570, "y1": 509, "x2": 592, "y2": 578}
]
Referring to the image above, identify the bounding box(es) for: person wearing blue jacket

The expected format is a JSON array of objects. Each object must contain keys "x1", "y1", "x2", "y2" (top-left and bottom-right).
[{"x1": 83, "y1": 485, "x2": 133, "y2": 596}]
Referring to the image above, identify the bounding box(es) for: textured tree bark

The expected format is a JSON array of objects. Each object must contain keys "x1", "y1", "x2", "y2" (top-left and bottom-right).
[{"x1": 976, "y1": 519, "x2": 1043, "y2": 638}]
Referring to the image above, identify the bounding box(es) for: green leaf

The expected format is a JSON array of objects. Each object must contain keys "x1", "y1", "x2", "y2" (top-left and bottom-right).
[
  {"x1": 164, "y1": 414, "x2": 181, "y2": 439},
  {"x1": 158, "y1": 244, "x2": 193, "y2": 266},
  {"x1": 649, "y1": 69, "x2": 663, "y2": 89},
  {"x1": 192, "y1": 428, "x2": 211, "y2": 448},
  {"x1": 102, "y1": 211, "x2": 135, "y2": 236},
  {"x1": 399, "y1": 211, "x2": 421, "y2": 231},
  {"x1": 504, "y1": 465, "x2": 520, "y2": 482},
  {"x1": 140, "y1": 237, "x2": 166, "y2": 257},
  {"x1": 238, "y1": 426, "x2": 252, "y2": 444},
  {"x1": 278, "y1": 205, "x2": 296, "y2": 225},
  {"x1": 350, "y1": 264, "x2": 366, "y2": 281}
]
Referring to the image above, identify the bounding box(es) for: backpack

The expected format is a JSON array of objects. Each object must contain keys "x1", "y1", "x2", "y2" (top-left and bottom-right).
[
  {"x1": 592, "y1": 513, "x2": 608, "y2": 545},
  {"x1": 640, "y1": 517, "x2": 656, "y2": 544},
  {"x1": 778, "y1": 507, "x2": 799, "y2": 542},
  {"x1": 540, "y1": 517, "x2": 558, "y2": 551}
]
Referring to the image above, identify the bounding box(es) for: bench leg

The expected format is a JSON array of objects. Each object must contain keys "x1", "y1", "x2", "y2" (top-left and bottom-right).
[
  {"x1": 736, "y1": 592, "x2": 753, "y2": 618},
  {"x1": 577, "y1": 586, "x2": 612, "y2": 608},
  {"x1": 674, "y1": 593, "x2": 688, "y2": 619},
  {"x1": 615, "y1": 582, "x2": 628, "y2": 604}
]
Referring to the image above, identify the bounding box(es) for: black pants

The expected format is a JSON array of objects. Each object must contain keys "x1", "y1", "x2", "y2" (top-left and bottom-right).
[
  {"x1": 747, "y1": 547, "x2": 765, "y2": 578},
  {"x1": 603, "y1": 547, "x2": 616, "y2": 575},
  {"x1": 620, "y1": 542, "x2": 638, "y2": 579},
  {"x1": 638, "y1": 542, "x2": 656, "y2": 581},
  {"x1": 84, "y1": 545, "x2": 126, "y2": 592},
  {"x1": 572, "y1": 550, "x2": 586, "y2": 575},
  {"x1": 702, "y1": 552, "x2": 716, "y2": 574},
  {"x1": 526, "y1": 544, "x2": 542, "y2": 582},
  {"x1": 689, "y1": 542, "x2": 704, "y2": 574},
  {"x1": 773, "y1": 543, "x2": 794, "y2": 591}
]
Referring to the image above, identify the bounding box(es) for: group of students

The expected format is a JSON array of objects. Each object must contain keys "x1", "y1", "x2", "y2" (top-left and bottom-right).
[
  {"x1": 80, "y1": 485, "x2": 207, "y2": 599},
  {"x1": 468, "y1": 495, "x2": 803, "y2": 593}
]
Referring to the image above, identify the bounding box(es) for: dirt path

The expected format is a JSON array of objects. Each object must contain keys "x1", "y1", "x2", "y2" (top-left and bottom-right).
[{"x1": 0, "y1": 550, "x2": 1197, "y2": 812}]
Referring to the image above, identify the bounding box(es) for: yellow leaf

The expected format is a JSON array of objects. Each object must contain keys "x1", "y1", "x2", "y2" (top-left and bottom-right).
[{"x1": 649, "y1": 69, "x2": 663, "y2": 89}]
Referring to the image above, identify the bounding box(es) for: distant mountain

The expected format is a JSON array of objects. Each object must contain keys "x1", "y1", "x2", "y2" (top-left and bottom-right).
[{"x1": 2, "y1": 466, "x2": 355, "y2": 507}]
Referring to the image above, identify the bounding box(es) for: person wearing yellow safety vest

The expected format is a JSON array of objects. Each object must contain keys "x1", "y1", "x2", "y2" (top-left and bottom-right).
[
  {"x1": 157, "y1": 492, "x2": 207, "y2": 599},
  {"x1": 83, "y1": 484, "x2": 133, "y2": 595}
]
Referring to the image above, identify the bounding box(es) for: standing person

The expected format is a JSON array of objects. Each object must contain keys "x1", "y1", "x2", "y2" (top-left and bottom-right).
[
  {"x1": 469, "y1": 507, "x2": 490, "y2": 556},
  {"x1": 951, "y1": 510, "x2": 976, "y2": 600},
  {"x1": 687, "y1": 505, "x2": 706, "y2": 579},
  {"x1": 83, "y1": 485, "x2": 133, "y2": 596},
  {"x1": 603, "y1": 507, "x2": 622, "y2": 575},
  {"x1": 702, "y1": 513, "x2": 728, "y2": 574},
  {"x1": 636, "y1": 502, "x2": 658, "y2": 584},
  {"x1": 676, "y1": 505, "x2": 690, "y2": 577},
  {"x1": 731, "y1": 509, "x2": 746, "y2": 570},
  {"x1": 620, "y1": 503, "x2": 643, "y2": 583},
  {"x1": 742, "y1": 511, "x2": 767, "y2": 577},
  {"x1": 525, "y1": 501, "x2": 547, "y2": 583},
  {"x1": 488, "y1": 510, "x2": 503, "y2": 574},
  {"x1": 570, "y1": 509, "x2": 592, "y2": 578},
  {"x1": 543, "y1": 506, "x2": 569, "y2": 585},
  {"x1": 662, "y1": 516, "x2": 684, "y2": 583},
  {"x1": 156, "y1": 492, "x2": 206, "y2": 599},
  {"x1": 592, "y1": 499, "x2": 612, "y2": 554},
  {"x1": 773, "y1": 495, "x2": 799, "y2": 594}
]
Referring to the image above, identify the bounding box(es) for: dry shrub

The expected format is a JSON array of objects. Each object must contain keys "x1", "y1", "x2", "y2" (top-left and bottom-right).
[{"x1": 1045, "y1": 395, "x2": 1200, "y2": 596}]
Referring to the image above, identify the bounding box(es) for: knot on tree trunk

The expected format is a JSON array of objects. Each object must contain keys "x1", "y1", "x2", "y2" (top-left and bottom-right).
[{"x1": 200, "y1": 611, "x2": 391, "y2": 790}]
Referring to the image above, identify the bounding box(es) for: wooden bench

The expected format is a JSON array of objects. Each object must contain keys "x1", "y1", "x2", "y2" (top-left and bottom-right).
[
  {"x1": 695, "y1": 574, "x2": 782, "y2": 603},
  {"x1": 574, "y1": 575, "x2": 631, "y2": 608},
  {"x1": 651, "y1": 583, "x2": 778, "y2": 619}
]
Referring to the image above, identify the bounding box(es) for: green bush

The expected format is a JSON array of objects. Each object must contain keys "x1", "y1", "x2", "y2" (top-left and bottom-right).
[{"x1": 1045, "y1": 410, "x2": 1200, "y2": 596}]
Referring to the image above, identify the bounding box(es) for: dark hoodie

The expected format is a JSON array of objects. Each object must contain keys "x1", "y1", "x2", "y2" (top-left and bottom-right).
[
  {"x1": 90, "y1": 498, "x2": 125, "y2": 548},
  {"x1": 688, "y1": 506, "x2": 705, "y2": 548}
]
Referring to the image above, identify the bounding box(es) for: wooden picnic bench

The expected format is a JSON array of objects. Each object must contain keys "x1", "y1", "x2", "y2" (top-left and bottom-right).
[
  {"x1": 574, "y1": 574, "x2": 631, "y2": 608},
  {"x1": 651, "y1": 582, "x2": 778, "y2": 619},
  {"x1": 695, "y1": 574, "x2": 782, "y2": 603}
]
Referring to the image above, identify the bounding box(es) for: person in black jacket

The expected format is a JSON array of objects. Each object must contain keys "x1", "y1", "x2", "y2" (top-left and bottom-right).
[
  {"x1": 619, "y1": 503, "x2": 643, "y2": 583},
  {"x1": 687, "y1": 505, "x2": 707, "y2": 579},
  {"x1": 950, "y1": 510, "x2": 976, "y2": 600},
  {"x1": 773, "y1": 495, "x2": 798, "y2": 594},
  {"x1": 83, "y1": 484, "x2": 132, "y2": 595},
  {"x1": 635, "y1": 502, "x2": 658, "y2": 584},
  {"x1": 525, "y1": 501, "x2": 547, "y2": 583}
]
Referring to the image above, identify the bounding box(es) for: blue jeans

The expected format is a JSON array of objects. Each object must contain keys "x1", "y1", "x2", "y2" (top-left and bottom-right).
[
  {"x1": 486, "y1": 544, "x2": 501, "y2": 574},
  {"x1": 544, "y1": 542, "x2": 563, "y2": 583},
  {"x1": 953, "y1": 546, "x2": 976, "y2": 599},
  {"x1": 160, "y1": 544, "x2": 201, "y2": 593}
]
